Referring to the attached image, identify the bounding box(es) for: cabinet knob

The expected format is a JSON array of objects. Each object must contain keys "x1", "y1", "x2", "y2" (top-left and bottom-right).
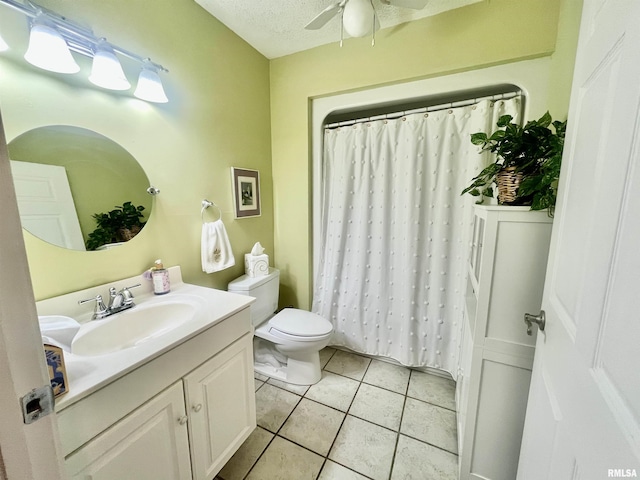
[
  {"x1": 178, "y1": 415, "x2": 188, "y2": 426},
  {"x1": 192, "y1": 404, "x2": 203, "y2": 413}
]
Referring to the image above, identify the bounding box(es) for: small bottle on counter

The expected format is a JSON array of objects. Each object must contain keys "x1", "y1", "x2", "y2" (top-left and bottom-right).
[{"x1": 152, "y1": 259, "x2": 170, "y2": 295}]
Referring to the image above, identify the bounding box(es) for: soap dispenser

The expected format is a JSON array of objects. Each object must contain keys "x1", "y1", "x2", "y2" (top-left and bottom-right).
[{"x1": 151, "y1": 259, "x2": 170, "y2": 295}]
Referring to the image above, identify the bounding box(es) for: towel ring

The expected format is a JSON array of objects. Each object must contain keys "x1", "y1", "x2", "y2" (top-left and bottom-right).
[{"x1": 201, "y1": 199, "x2": 221, "y2": 223}]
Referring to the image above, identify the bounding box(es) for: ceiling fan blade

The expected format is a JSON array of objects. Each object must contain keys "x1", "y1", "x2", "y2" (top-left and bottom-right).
[
  {"x1": 385, "y1": 0, "x2": 428, "y2": 10},
  {"x1": 305, "y1": 2, "x2": 343, "y2": 30}
]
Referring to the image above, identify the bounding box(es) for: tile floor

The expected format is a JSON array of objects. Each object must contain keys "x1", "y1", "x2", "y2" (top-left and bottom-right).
[{"x1": 217, "y1": 348, "x2": 458, "y2": 480}]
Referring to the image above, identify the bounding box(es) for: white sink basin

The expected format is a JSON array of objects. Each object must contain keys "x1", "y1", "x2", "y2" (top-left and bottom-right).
[{"x1": 71, "y1": 299, "x2": 200, "y2": 356}]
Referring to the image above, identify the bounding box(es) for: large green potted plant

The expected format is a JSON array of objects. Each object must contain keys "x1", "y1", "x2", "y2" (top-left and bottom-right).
[
  {"x1": 86, "y1": 201, "x2": 146, "y2": 250},
  {"x1": 461, "y1": 111, "x2": 567, "y2": 215}
]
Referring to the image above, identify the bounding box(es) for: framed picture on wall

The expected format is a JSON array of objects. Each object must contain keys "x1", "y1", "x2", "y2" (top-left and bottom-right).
[{"x1": 231, "y1": 167, "x2": 261, "y2": 218}]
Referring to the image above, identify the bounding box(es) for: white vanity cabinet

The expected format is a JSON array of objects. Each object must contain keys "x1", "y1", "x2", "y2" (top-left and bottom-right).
[
  {"x1": 184, "y1": 333, "x2": 255, "y2": 480},
  {"x1": 456, "y1": 206, "x2": 552, "y2": 480},
  {"x1": 58, "y1": 306, "x2": 255, "y2": 480},
  {"x1": 65, "y1": 381, "x2": 192, "y2": 480}
]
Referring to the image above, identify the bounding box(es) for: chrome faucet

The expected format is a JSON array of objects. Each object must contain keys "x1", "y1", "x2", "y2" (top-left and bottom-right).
[{"x1": 79, "y1": 283, "x2": 141, "y2": 320}]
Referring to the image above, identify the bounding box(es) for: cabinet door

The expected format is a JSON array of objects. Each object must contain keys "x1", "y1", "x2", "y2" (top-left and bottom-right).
[
  {"x1": 469, "y1": 214, "x2": 485, "y2": 285},
  {"x1": 65, "y1": 381, "x2": 192, "y2": 480},
  {"x1": 456, "y1": 318, "x2": 474, "y2": 453},
  {"x1": 184, "y1": 333, "x2": 256, "y2": 480}
]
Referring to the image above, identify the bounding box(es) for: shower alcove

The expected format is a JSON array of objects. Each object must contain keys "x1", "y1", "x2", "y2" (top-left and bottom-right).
[{"x1": 310, "y1": 58, "x2": 555, "y2": 478}]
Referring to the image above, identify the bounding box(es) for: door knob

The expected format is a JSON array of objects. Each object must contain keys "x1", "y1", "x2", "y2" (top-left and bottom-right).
[{"x1": 524, "y1": 310, "x2": 546, "y2": 335}]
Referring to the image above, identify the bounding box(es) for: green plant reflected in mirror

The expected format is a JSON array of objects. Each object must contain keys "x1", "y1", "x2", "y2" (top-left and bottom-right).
[{"x1": 8, "y1": 125, "x2": 152, "y2": 251}]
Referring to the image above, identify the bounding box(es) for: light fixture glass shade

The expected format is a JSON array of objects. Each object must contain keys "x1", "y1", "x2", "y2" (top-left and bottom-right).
[
  {"x1": 89, "y1": 45, "x2": 131, "y2": 91},
  {"x1": 343, "y1": 0, "x2": 374, "y2": 38},
  {"x1": 134, "y1": 67, "x2": 168, "y2": 103},
  {"x1": 24, "y1": 23, "x2": 80, "y2": 74}
]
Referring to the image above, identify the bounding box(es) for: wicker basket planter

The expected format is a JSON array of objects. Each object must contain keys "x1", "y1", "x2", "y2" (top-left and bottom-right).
[
  {"x1": 462, "y1": 112, "x2": 566, "y2": 215},
  {"x1": 117, "y1": 225, "x2": 141, "y2": 242},
  {"x1": 496, "y1": 167, "x2": 524, "y2": 205}
]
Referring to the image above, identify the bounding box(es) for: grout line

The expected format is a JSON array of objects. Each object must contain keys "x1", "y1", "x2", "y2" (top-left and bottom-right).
[
  {"x1": 242, "y1": 387, "x2": 304, "y2": 480},
  {"x1": 404, "y1": 393, "x2": 457, "y2": 412},
  {"x1": 316, "y1": 354, "x2": 372, "y2": 479},
  {"x1": 244, "y1": 349, "x2": 458, "y2": 479},
  {"x1": 361, "y1": 378, "x2": 410, "y2": 397},
  {"x1": 239, "y1": 427, "x2": 276, "y2": 480},
  {"x1": 397, "y1": 431, "x2": 460, "y2": 457},
  {"x1": 387, "y1": 375, "x2": 411, "y2": 480},
  {"x1": 314, "y1": 458, "x2": 328, "y2": 480}
]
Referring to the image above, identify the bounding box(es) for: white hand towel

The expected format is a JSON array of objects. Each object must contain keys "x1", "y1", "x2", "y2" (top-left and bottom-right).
[
  {"x1": 201, "y1": 219, "x2": 235, "y2": 273},
  {"x1": 39, "y1": 315, "x2": 81, "y2": 352},
  {"x1": 42, "y1": 335, "x2": 70, "y2": 352}
]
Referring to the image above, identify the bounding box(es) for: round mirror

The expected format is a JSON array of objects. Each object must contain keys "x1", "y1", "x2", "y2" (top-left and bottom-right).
[{"x1": 8, "y1": 126, "x2": 152, "y2": 251}]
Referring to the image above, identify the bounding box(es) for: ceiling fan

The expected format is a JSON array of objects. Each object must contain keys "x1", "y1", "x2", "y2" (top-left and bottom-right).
[{"x1": 305, "y1": 0, "x2": 429, "y2": 42}]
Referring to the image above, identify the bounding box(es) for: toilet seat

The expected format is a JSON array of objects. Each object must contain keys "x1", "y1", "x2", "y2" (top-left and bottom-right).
[
  {"x1": 254, "y1": 308, "x2": 333, "y2": 343},
  {"x1": 269, "y1": 309, "x2": 333, "y2": 337},
  {"x1": 255, "y1": 321, "x2": 332, "y2": 344},
  {"x1": 267, "y1": 326, "x2": 332, "y2": 343}
]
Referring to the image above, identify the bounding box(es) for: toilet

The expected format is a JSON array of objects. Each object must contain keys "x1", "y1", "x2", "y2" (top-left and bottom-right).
[{"x1": 228, "y1": 268, "x2": 333, "y2": 385}]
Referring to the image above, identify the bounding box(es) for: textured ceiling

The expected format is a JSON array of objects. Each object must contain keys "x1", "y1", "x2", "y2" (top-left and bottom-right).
[{"x1": 193, "y1": 0, "x2": 481, "y2": 59}]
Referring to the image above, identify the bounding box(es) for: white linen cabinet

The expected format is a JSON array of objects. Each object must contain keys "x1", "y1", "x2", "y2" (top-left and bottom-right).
[{"x1": 456, "y1": 205, "x2": 552, "y2": 480}]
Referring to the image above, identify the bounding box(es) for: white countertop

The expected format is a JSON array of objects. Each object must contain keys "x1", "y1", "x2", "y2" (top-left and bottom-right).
[{"x1": 36, "y1": 267, "x2": 254, "y2": 411}]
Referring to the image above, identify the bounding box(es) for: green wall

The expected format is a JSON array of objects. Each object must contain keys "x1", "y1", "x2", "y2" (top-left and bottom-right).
[
  {"x1": 0, "y1": 0, "x2": 273, "y2": 300},
  {"x1": 0, "y1": 0, "x2": 582, "y2": 306},
  {"x1": 269, "y1": 0, "x2": 582, "y2": 309}
]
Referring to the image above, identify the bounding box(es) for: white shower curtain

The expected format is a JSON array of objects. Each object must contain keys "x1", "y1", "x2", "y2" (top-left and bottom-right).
[{"x1": 313, "y1": 97, "x2": 521, "y2": 378}]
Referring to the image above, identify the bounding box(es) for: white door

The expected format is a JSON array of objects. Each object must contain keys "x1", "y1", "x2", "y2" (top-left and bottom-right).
[
  {"x1": 518, "y1": 1, "x2": 640, "y2": 478},
  {"x1": 10, "y1": 160, "x2": 85, "y2": 250},
  {"x1": 0, "y1": 116, "x2": 66, "y2": 477}
]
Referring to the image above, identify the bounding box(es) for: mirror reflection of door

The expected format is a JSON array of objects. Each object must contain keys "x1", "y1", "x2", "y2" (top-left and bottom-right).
[
  {"x1": 10, "y1": 160, "x2": 85, "y2": 250},
  {"x1": 8, "y1": 126, "x2": 152, "y2": 251}
]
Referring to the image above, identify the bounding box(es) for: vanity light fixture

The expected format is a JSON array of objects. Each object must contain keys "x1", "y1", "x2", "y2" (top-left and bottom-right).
[
  {"x1": 88, "y1": 39, "x2": 131, "y2": 91},
  {"x1": 134, "y1": 60, "x2": 168, "y2": 103},
  {"x1": 0, "y1": 0, "x2": 169, "y2": 103},
  {"x1": 24, "y1": 15, "x2": 80, "y2": 74}
]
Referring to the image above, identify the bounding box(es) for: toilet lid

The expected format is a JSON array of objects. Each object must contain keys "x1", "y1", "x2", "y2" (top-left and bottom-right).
[{"x1": 269, "y1": 309, "x2": 333, "y2": 337}]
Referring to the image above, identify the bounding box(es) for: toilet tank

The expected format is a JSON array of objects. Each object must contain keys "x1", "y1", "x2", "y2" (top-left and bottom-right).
[{"x1": 228, "y1": 268, "x2": 279, "y2": 326}]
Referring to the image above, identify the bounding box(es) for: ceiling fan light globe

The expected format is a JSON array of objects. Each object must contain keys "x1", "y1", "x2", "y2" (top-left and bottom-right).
[{"x1": 343, "y1": 0, "x2": 374, "y2": 37}]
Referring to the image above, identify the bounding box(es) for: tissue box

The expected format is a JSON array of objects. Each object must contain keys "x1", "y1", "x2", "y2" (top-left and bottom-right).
[
  {"x1": 245, "y1": 254, "x2": 269, "y2": 277},
  {"x1": 44, "y1": 344, "x2": 68, "y2": 398}
]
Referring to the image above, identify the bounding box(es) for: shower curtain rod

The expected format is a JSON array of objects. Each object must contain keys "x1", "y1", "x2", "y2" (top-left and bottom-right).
[{"x1": 324, "y1": 90, "x2": 522, "y2": 129}]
